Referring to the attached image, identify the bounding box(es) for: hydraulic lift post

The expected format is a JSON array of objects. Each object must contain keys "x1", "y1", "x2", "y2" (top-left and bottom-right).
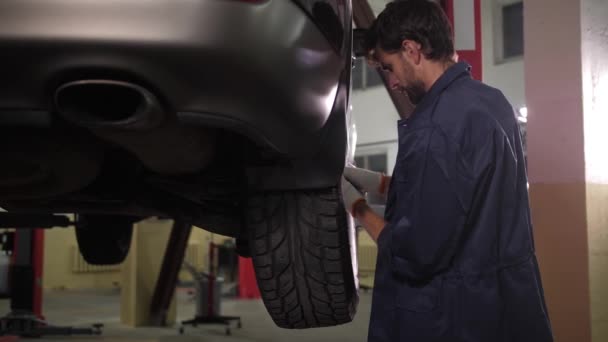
[
  {"x1": 352, "y1": 0, "x2": 416, "y2": 120},
  {"x1": 9, "y1": 229, "x2": 43, "y2": 319},
  {"x1": 0, "y1": 214, "x2": 103, "y2": 338}
]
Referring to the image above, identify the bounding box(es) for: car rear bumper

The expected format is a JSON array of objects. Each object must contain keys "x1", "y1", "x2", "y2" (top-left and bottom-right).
[{"x1": 0, "y1": 0, "x2": 350, "y2": 158}]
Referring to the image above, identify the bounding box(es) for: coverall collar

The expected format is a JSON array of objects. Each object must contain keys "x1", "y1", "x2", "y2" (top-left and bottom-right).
[{"x1": 401, "y1": 61, "x2": 472, "y2": 126}]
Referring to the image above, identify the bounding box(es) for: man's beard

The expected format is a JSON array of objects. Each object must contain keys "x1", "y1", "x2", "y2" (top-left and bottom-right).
[{"x1": 402, "y1": 80, "x2": 426, "y2": 105}]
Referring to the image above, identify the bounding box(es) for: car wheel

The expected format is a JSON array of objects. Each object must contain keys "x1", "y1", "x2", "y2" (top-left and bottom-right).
[
  {"x1": 247, "y1": 187, "x2": 358, "y2": 328},
  {"x1": 75, "y1": 214, "x2": 135, "y2": 265}
]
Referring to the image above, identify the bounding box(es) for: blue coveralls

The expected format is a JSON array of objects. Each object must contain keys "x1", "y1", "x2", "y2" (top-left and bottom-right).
[{"x1": 368, "y1": 62, "x2": 553, "y2": 342}]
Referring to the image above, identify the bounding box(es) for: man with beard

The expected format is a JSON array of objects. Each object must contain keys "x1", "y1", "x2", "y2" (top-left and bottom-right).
[{"x1": 340, "y1": 1, "x2": 553, "y2": 341}]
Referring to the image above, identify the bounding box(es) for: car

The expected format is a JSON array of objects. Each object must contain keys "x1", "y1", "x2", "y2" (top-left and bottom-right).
[{"x1": 0, "y1": 0, "x2": 359, "y2": 329}]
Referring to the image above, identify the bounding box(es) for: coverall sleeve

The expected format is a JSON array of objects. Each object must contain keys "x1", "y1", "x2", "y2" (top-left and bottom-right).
[{"x1": 378, "y1": 126, "x2": 496, "y2": 282}]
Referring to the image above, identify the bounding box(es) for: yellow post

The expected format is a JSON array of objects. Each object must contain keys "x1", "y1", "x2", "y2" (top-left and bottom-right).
[{"x1": 120, "y1": 218, "x2": 177, "y2": 327}]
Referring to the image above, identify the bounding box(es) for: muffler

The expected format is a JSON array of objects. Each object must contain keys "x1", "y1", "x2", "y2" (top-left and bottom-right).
[{"x1": 55, "y1": 80, "x2": 216, "y2": 174}]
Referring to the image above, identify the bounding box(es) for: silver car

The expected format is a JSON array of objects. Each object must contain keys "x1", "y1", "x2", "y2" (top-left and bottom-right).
[{"x1": 0, "y1": 0, "x2": 358, "y2": 328}]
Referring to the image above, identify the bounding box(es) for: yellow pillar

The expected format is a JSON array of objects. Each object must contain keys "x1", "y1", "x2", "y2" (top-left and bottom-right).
[
  {"x1": 120, "y1": 218, "x2": 177, "y2": 327},
  {"x1": 525, "y1": 0, "x2": 608, "y2": 341}
]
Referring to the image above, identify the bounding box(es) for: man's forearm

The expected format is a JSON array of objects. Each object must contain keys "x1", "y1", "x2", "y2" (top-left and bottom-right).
[{"x1": 353, "y1": 202, "x2": 387, "y2": 242}]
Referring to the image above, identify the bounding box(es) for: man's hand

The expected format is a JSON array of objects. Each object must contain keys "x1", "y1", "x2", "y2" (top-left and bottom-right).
[
  {"x1": 341, "y1": 177, "x2": 387, "y2": 243},
  {"x1": 343, "y1": 166, "x2": 390, "y2": 197},
  {"x1": 341, "y1": 177, "x2": 366, "y2": 215}
]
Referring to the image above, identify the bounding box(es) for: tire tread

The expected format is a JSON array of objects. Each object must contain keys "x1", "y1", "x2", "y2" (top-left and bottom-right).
[{"x1": 248, "y1": 188, "x2": 357, "y2": 329}]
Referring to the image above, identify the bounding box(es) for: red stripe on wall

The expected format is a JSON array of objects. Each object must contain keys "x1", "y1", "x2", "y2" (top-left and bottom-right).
[
  {"x1": 33, "y1": 229, "x2": 44, "y2": 319},
  {"x1": 443, "y1": 0, "x2": 482, "y2": 80},
  {"x1": 443, "y1": 0, "x2": 454, "y2": 24}
]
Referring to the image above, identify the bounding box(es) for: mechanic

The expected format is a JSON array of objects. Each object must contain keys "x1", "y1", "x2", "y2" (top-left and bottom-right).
[{"x1": 341, "y1": 1, "x2": 553, "y2": 341}]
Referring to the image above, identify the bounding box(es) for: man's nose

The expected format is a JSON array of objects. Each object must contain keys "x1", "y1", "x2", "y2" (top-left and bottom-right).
[{"x1": 388, "y1": 74, "x2": 400, "y2": 90}]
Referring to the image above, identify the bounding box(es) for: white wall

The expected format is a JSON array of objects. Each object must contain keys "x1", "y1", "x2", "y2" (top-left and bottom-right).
[
  {"x1": 351, "y1": 88, "x2": 398, "y2": 145},
  {"x1": 350, "y1": 87, "x2": 399, "y2": 174},
  {"x1": 481, "y1": 0, "x2": 526, "y2": 109}
]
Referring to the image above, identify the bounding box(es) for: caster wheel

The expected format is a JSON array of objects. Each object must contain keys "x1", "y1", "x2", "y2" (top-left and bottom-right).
[
  {"x1": 179, "y1": 327, "x2": 185, "y2": 335},
  {"x1": 226, "y1": 327, "x2": 231, "y2": 336},
  {"x1": 237, "y1": 320, "x2": 242, "y2": 329}
]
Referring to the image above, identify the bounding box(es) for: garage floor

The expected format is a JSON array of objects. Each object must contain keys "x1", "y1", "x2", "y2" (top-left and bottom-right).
[{"x1": 0, "y1": 288, "x2": 373, "y2": 342}]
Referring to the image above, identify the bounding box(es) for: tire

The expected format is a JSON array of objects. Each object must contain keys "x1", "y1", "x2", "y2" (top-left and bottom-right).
[
  {"x1": 75, "y1": 214, "x2": 135, "y2": 265},
  {"x1": 236, "y1": 237, "x2": 252, "y2": 258},
  {"x1": 247, "y1": 187, "x2": 358, "y2": 329}
]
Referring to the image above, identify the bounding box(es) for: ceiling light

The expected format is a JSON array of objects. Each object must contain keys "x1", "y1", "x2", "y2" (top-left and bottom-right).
[{"x1": 519, "y1": 107, "x2": 528, "y2": 118}]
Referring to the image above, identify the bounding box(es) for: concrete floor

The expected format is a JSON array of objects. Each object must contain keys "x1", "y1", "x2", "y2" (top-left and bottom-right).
[{"x1": 0, "y1": 288, "x2": 373, "y2": 342}]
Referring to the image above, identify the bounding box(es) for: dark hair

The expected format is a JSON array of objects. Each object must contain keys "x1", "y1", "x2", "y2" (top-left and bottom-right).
[{"x1": 365, "y1": 0, "x2": 454, "y2": 62}]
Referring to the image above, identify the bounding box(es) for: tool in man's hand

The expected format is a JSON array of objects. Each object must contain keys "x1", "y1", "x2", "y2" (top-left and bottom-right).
[{"x1": 343, "y1": 165, "x2": 390, "y2": 197}]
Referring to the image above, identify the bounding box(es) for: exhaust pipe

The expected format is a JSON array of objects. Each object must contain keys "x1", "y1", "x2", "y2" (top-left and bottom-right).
[
  {"x1": 55, "y1": 80, "x2": 163, "y2": 129},
  {"x1": 55, "y1": 80, "x2": 216, "y2": 174}
]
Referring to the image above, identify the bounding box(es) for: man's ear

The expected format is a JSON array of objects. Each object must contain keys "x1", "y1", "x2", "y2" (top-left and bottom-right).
[
  {"x1": 401, "y1": 39, "x2": 422, "y2": 64},
  {"x1": 365, "y1": 49, "x2": 380, "y2": 68}
]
